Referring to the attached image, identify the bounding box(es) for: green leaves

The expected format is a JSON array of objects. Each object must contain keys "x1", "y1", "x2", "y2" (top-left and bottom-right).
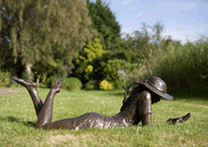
[
  {"x1": 73, "y1": 38, "x2": 104, "y2": 83},
  {"x1": 87, "y1": 0, "x2": 121, "y2": 50},
  {"x1": 104, "y1": 59, "x2": 139, "y2": 89},
  {"x1": 82, "y1": 38, "x2": 104, "y2": 63},
  {"x1": 0, "y1": 0, "x2": 93, "y2": 78}
]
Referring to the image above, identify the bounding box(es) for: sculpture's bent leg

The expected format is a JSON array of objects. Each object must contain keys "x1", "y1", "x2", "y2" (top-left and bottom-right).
[
  {"x1": 139, "y1": 92, "x2": 152, "y2": 126},
  {"x1": 10, "y1": 76, "x2": 43, "y2": 117},
  {"x1": 167, "y1": 113, "x2": 191, "y2": 124},
  {"x1": 36, "y1": 78, "x2": 62, "y2": 128}
]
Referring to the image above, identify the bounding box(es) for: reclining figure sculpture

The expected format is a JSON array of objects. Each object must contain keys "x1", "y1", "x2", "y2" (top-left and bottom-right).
[{"x1": 11, "y1": 76, "x2": 190, "y2": 130}]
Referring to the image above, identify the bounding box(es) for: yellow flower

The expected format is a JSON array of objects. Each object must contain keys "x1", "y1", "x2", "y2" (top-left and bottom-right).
[
  {"x1": 85, "y1": 65, "x2": 93, "y2": 73},
  {"x1": 99, "y1": 80, "x2": 114, "y2": 90}
]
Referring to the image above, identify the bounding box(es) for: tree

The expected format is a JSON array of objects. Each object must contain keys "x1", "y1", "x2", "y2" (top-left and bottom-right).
[
  {"x1": 77, "y1": 38, "x2": 104, "y2": 63},
  {"x1": 72, "y1": 38, "x2": 105, "y2": 84},
  {"x1": 87, "y1": 0, "x2": 121, "y2": 50},
  {"x1": 152, "y1": 22, "x2": 164, "y2": 44},
  {"x1": 120, "y1": 22, "x2": 165, "y2": 55},
  {"x1": 0, "y1": 0, "x2": 92, "y2": 80}
]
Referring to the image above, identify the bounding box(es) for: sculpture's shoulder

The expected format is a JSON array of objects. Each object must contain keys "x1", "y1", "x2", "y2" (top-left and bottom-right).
[
  {"x1": 139, "y1": 90, "x2": 151, "y2": 99},
  {"x1": 130, "y1": 88, "x2": 151, "y2": 100}
]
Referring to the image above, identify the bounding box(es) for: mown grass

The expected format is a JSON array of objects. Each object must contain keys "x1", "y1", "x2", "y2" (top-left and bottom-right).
[{"x1": 0, "y1": 88, "x2": 207, "y2": 147}]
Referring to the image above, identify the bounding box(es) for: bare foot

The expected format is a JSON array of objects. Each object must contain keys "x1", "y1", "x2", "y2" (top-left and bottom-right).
[
  {"x1": 52, "y1": 77, "x2": 62, "y2": 93},
  {"x1": 10, "y1": 76, "x2": 37, "y2": 88}
]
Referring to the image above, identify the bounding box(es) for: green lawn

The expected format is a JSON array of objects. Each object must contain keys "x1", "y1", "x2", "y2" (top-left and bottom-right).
[{"x1": 0, "y1": 88, "x2": 207, "y2": 146}]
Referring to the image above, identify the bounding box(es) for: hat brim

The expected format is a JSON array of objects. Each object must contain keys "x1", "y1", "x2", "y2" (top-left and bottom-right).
[{"x1": 138, "y1": 81, "x2": 173, "y2": 101}]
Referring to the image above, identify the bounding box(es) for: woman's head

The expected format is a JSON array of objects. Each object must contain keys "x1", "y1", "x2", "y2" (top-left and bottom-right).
[
  {"x1": 137, "y1": 76, "x2": 173, "y2": 101},
  {"x1": 122, "y1": 76, "x2": 173, "y2": 106},
  {"x1": 120, "y1": 84, "x2": 160, "y2": 112}
]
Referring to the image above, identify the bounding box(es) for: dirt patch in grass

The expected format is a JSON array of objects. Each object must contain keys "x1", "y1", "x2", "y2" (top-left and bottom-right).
[
  {"x1": 0, "y1": 88, "x2": 22, "y2": 96},
  {"x1": 46, "y1": 133, "x2": 95, "y2": 146}
]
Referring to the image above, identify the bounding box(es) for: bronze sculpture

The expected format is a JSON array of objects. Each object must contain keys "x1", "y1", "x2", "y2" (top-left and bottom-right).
[{"x1": 10, "y1": 76, "x2": 190, "y2": 130}]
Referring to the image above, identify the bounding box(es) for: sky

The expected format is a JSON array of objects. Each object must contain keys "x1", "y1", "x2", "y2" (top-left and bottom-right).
[{"x1": 90, "y1": 0, "x2": 208, "y2": 44}]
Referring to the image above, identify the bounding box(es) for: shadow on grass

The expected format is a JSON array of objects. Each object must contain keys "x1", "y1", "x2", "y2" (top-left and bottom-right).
[
  {"x1": 1, "y1": 116, "x2": 36, "y2": 127},
  {"x1": 85, "y1": 89, "x2": 125, "y2": 98},
  {"x1": 169, "y1": 88, "x2": 208, "y2": 100},
  {"x1": 106, "y1": 91, "x2": 125, "y2": 97}
]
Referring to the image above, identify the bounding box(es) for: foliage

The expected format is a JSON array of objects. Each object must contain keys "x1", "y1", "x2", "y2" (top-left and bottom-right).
[
  {"x1": 73, "y1": 46, "x2": 141, "y2": 90},
  {"x1": 44, "y1": 74, "x2": 59, "y2": 88},
  {"x1": 77, "y1": 38, "x2": 104, "y2": 63},
  {"x1": 0, "y1": 71, "x2": 20, "y2": 87},
  {"x1": 102, "y1": 49, "x2": 140, "y2": 63},
  {"x1": 1, "y1": 0, "x2": 206, "y2": 92},
  {"x1": 87, "y1": 0, "x2": 121, "y2": 49},
  {"x1": 109, "y1": 34, "x2": 208, "y2": 91},
  {"x1": 47, "y1": 76, "x2": 82, "y2": 90},
  {"x1": 99, "y1": 79, "x2": 114, "y2": 90},
  {"x1": 0, "y1": 88, "x2": 207, "y2": 146},
  {"x1": 152, "y1": 41, "x2": 208, "y2": 89},
  {"x1": 84, "y1": 80, "x2": 98, "y2": 90},
  {"x1": 0, "y1": 0, "x2": 93, "y2": 79},
  {"x1": 121, "y1": 22, "x2": 164, "y2": 54},
  {"x1": 72, "y1": 38, "x2": 105, "y2": 83},
  {"x1": 0, "y1": 71, "x2": 10, "y2": 87},
  {"x1": 62, "y1": 77, "x2": 82, "y2": 90},
  {"x1": 103, "y1": 59, "x2": 139, "y2": 89}
]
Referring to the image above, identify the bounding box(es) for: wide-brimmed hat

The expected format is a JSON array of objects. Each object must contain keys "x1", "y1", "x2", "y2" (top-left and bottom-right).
[{"x1": 138, "y1": 76, "x2": 173, "y2": 100}]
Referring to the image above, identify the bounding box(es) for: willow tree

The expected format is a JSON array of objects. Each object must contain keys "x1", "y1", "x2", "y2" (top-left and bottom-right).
[{"x1": 0, "y1": 0, "x2": 92, "y2": 80}]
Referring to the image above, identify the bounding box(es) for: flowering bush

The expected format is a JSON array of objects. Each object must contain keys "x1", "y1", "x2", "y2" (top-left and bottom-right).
[
  {"x1": 99, "y1": 80, "x2": 114, "y2": 90},
  {"x1": 73, "y1": 38, "x2": 104, "y2": 83}
]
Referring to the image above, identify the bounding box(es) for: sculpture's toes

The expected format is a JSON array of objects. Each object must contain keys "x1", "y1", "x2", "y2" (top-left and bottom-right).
[{"x1": 53, "y1": 77, "x2": 62, "y2": 92}]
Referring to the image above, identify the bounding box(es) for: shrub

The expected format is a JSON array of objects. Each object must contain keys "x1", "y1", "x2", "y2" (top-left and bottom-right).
[
  {"x1": 103, "y1": 59, "x2": 139, "y2": 89},
  {"x1": 72, "y1": 38, "x2": 105, "y2": 83},
  {"x1": 99, "y1": 80, "x2": 114, "y2": 90},
  {"x1": 62, "y1": 77, "x2": 82, "y2": 90},
  {"x1": 0, "y1": 71, "x2": 10, "y2": 87},
  {"x1": 84, "y1": 80, "x2": 98, "y2": 90},
  {"x1": 103, "y1": 49, "x2": 140, "y2": 63},
  {"x1": 46, "y1": 76, "x2": 82, "y2": 90},
  {"x1": 45, "y1": 75, "x2": 59, "y2": 88},
  {"x1": 152, "y1": 41, "x2": 208, "y2": 89}
]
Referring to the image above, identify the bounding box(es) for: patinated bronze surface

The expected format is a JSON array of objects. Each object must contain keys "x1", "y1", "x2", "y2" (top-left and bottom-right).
[{"x1": 10, "y1": 76, "x2": 190, "y2": 130}]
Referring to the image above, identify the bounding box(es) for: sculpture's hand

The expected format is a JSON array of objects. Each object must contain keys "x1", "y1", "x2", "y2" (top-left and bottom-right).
[{"x1": 167, "y1": 113, "x2": 191, "y2": 124}]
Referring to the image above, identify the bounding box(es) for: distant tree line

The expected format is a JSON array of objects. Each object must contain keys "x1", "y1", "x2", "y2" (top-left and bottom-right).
[{"x1": 0, "y1": 0, "x2": 207, "y2": 90}]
